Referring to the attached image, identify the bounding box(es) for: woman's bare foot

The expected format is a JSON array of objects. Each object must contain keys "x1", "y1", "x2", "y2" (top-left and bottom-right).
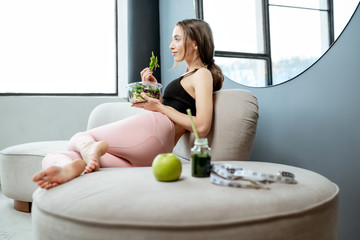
[
  {"x1": 32, "y1": 159, "x2": 87, "y2": 190},
  {"x1": 79, "y1": 141, "x2": 108, "y2": 174}
]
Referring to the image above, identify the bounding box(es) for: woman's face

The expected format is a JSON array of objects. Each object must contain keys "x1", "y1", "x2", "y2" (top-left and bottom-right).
[{"x1": 169, "y1": 25, "x2": 196, "y2": 63}]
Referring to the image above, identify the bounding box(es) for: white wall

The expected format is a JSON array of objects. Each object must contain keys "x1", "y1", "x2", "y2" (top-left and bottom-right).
[{"x1": 0, "y1": 96, "x2": 124, "y2": 150}]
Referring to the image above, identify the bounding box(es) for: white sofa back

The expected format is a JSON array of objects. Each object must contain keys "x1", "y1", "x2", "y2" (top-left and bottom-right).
[{"x1": 87, "y1": 89, "x2": 259, "y2": 161}]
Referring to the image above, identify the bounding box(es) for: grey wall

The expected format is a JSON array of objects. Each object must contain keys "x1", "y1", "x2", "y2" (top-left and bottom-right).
[
  {"x1": 242, "y1": 6, "x2": 360, "y2": 240},
  {"x1": 159, "y1": 0, "x2": 195, "y2": 86}
]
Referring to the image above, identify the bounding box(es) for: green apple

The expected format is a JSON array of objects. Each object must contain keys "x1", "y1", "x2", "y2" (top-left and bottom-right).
[{"x1": 152, "y1": 153, "x2": 182, "y2": 182}]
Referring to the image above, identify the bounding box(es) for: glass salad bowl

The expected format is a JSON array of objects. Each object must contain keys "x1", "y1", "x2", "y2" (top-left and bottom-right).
[{"x1": 127, "y1": 82, "x2": 162, "y2": 103}]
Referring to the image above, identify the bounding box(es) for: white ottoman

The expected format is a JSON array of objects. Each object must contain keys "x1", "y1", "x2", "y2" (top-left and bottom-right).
[
  {"x1": 32, "y1": 161, "x2": 339, "y2": 240},
  {"x1": 0, "y1": 141, "x2": 68, "y2": 212}
]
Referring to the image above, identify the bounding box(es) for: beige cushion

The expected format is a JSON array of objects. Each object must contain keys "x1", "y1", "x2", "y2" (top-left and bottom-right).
[
  {"x1": 173, "y1": 89, "x2": 259, "y2": 161},
  {"x1": 32, "y1": 161, "x2": 339, "y2": 240}
]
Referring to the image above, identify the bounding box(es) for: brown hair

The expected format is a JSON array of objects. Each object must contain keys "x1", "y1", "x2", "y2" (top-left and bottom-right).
[{"x1": 176, "y1": 19, "x2": 224, "y2": 91}]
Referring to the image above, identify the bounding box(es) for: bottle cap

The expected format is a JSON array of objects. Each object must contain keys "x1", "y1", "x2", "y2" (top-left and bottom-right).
[{"x1": 194, "y1": 138, "x2": 208, "y2": 145}]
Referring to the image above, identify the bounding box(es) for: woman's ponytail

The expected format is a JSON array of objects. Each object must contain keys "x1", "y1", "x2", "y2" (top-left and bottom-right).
[{"x1": 208, "y1": 62, "x2": 224, "y2": 92}]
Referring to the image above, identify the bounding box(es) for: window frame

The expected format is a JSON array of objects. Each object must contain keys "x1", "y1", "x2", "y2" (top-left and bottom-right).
[
  {"x1": 0, "y1": 0, "x2": 119, "y2": 97},
  {"x1": 195, "y1": 0, "x2": 334, "y2": 86}
]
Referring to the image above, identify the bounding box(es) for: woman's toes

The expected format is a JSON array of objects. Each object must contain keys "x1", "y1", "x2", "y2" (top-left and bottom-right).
[
  {"x1": 84, "y1": 166, "x2": 92, "y2": 174},
  {"x1": 32, "y1": 173, "x2": 43, "y2": 182},
  {"x1": 37, "y1": 179, "x2": 45, "y2": 186},
  {"x1": 84, "y1": 161, "x2": 98, "y2": 174},
  {"x1": 45, "y1": 182, "x2": 55, "y2": 189},
  {"x1": 39, "y1": 182, "x2": 48, "y2": 189}
]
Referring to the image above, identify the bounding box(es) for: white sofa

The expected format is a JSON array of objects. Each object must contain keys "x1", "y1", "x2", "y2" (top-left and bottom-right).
[
  {"x1": 1, "y1": 89, "x2": 340, "y2": 239},
  {"x1": 0, "y1": 89, "x2": 259, "y2": 212}
]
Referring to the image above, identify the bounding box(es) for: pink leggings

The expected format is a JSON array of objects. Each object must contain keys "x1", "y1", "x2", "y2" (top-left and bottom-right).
[{"x1": 42, "y1": 112, "x2": 175, "y2": 169}]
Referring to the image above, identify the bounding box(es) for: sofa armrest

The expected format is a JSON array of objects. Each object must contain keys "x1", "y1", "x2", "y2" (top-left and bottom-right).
[{"x1": 87, "y1": 102, "x2": 148, "y2": 130}]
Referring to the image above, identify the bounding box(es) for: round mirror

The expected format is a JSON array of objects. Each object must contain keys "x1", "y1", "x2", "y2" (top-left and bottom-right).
[{"x1": 196, "y1": 0, "x2": 360, "y2": 87}]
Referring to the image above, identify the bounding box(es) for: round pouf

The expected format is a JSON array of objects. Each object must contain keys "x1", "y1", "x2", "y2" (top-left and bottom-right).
[
  {"x1": 0, "y1": 141, "x2": 68, "y2": 212},
  {"x1": 32, "y1": 161, "x2": 339, "y2": 240}
]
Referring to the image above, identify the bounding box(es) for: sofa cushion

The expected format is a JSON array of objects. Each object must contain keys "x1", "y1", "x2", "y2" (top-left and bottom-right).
[
  {"x1": 174, "y1": 89, "x2": 259, "y2": 161},
  {"x1": 32, "y1": 161, "x2": 339, "y2": 240}
]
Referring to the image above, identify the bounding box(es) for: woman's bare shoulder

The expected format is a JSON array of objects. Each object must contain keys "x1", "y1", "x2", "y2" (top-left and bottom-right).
[
  {"x1": 196, "y1": 67, "x2": 211, "y2": 75},
  {"x1": 192, "y1": 67, "x2": 212, "y2": 81},
  {"x1": 190, "y1": 68, "x2": 213, "y2": 91}
]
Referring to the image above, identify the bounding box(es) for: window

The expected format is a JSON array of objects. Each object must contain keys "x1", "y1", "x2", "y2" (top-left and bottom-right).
[
  {"x1": 196, "y1": 0, "x2": 335, "y2": 87},
  {"x1": 0, "y1": 0, "x2": 118, "y2": 95}
]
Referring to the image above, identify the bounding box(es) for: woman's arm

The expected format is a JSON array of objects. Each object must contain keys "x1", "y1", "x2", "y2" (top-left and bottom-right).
[
  {"x1": 184, "y1": 68, "x2": 213, "y2": 137},
  {"x1": 134, "y1": 68, "x2": 214, "y2": 138}
]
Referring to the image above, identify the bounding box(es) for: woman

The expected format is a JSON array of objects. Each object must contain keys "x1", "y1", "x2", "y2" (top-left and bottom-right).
[{"x1": 32, "y1": 19, "x2": 224, "y2": 189}]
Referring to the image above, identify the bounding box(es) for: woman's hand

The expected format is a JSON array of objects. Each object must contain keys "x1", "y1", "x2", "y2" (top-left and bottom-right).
[
  {"x1": 140, "y1": 68, "x2": 157, "y2": 83},
  {"x1": 132, "y1": 92, "x2": 163, "y2": 112}
]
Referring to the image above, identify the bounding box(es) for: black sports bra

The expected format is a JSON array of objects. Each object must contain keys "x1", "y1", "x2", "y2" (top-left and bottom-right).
[{"x1": 162, "y1": 70, "x2": 198, "y2": 115}]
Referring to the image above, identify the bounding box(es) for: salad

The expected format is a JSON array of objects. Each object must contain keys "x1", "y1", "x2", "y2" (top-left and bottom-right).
[
  {"x1": 149, "y1": 51, "x2": 160, "y2": 71},
  {"x1": 127, "y1": 52, "x2": 161, "y2": 103},
  {"x1": 127, "y1": 82, "x2": 162, "y2": 103}
]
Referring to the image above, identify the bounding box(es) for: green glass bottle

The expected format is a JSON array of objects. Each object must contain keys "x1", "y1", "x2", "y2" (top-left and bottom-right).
[{"x1": 191, "y1": 138, "x2": 211, "y2": 177}]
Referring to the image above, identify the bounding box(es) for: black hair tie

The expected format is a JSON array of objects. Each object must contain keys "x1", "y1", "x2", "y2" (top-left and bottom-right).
[{"x1": 207, "y1": 59, "x2": 215, "y2": 66}]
